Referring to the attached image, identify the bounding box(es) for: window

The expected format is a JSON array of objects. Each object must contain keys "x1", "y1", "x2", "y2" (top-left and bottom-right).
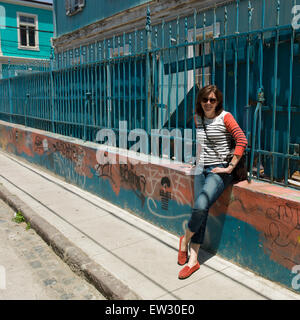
[
  {"x1": 17, "y1": 13, "x2": 39, "y2": 50},
  {"x1": 65, "y1": 0, "x2": 85, "y2": 16},
  {"x1": 187, "y1": 23, "x2": 220, "y2": 91}
]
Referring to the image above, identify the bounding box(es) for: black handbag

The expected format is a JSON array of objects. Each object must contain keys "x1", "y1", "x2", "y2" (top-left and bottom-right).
[
  {"x1": 202, "y1": 120, "x2": 248, "y2": 183},
  {"x1": 225, "y1": 150, "x2": 248, "y2": 183}
]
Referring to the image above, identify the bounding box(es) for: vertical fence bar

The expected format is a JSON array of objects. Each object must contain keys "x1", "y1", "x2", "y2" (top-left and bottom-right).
[
  {"x1": 33, "y1": 63, "x2": 37, "y2": 128},
  {"x1": 233, "y1": 0, "x2": 240, "y2": 119},
  {"x1": 176, "y1": 15, "x2": 181, "y2": 161},
  {"x1": 37, "y1": 62, "x2": 40, "y2": 127},
  {"x1": 117, "y1": 36, "x2": 121, "y2": 139},
  {"x1": 37, "y1": 62, "x2": 41, "y2": 128},
  {"x1": 270, "y1": 0, "x2": 280, "y2": 182},
  {"x1": 115, "y1": 35, "x2": 119, "y2": 131},
  {"x1": 98, "y1": 43, "x2": 102, "y2": 129},
  {"x1": 75, "y1": 48, "x2": 80, "y2": 137},
  {"x1": 7, "y1": 59, "x2": 13, "y2": 123},
  {"x1": 192, "y1": 9, "x2": 196, "y2": 104},
  {"x1": 63, "y1": 52, "x2": 67, "y2": 135},
  {"x1": 250, "y1": 88, "x2": 264, "y2": 180},
  {"x1": 41, "y1": 61, "x2": 45, "y2": 130},
  {"x1": 246, "y1": 1, "x2": 253, "y2": 167},
  {"x1": 79, "y1": 46, "x2": 83, "y2": 137},
  {"x1": 250, "y1": 0, "x2": 265, "y2": 180},
  {"x1": 153, "y1": 28, "x2": 158, "y2": 131},
  {"x1": 160, "y1": 20, "x2": 165, "y2": 133},
  {"x1": 67, "y1": 50, "x2": 71, "y2": 135},
  {"x1": 145, "y1": 7, "x2": 152, "y2": 146},
  {"x1": 128, "y1": 33, "x2": 132, "y2": 132},
  {"x1": 47, "y1": 60, "x2": 51, "y2": 131},
  {"x1": 257, "y1": 0, "x2": 266, "y2": 179},
  {"x1": 168, "y1": 23, "x2": 172, "y2": 131},
  {"x1": 212, "y1": 5, "x2": 217, "y2": 85},
  {"x1": 93, "y1": 43, "x2": 98, "y2": 136},
  {"x1": 83, "y1": 47, "x2": 86, "y2": 138},
  {"x1": 63, "y1": 52, "x2": 67, "y2": 136},
  {"x1": 192, "y1": 11, "x2": 196, "y2": 132},
  {"x1": 58, "y1": 53, "x2": 62, "y2": 134},
  {"x1": 184, "y1": 17, "x2": 188, "y2": 129},
  {"x1": 26, "y1": 65, "x2": 29, "y2": 127},
  {"x1": 140, "y1": 31, "x2": 144, "y2": 130},
  {"x1": 202, "y1": 14, "x2": 206, "y2": 87},
  {"x1": 134, "y1": 30, "x2": 137, "y2": 129},
  {"x1": 83, "y1": 46, "x2": 88, "y2": 140},
  {"x1": 53, "y1": 53, "x2": 57, "y2": 133},
  {"x1": 88, "y1": 46, "x2": 91, "y2": 140},
  {"x1": 72, "y1": 50, "x2": 75, "y2": 136},
  {"x1": 88, "y1": 46, "x2": 92, "y2": 140},
  {"x1": 285, "y1": 1, "x2": 295, "y2": 185},
  {"x1": 66, "y1": 51, "x2": 70, "y2": 136},
  {"x1": 71, "y1": 49, "x2": 75, "y2": 136},
  {"x1": 103, "y1": 39, "x2": 107, "y2": 129},
  {"x1": 71, "y1": 48, "x2": 76, "y2": 137},
  {"x1": 123, "y1": 33, "x2": 126, "y2": 133},
  {"x1": 91, "y1": 44, "x2": 96, "y2": 139},
  {"x1": 25, "y1": 93, "x2": 29, "y2": 127},
  {"x1": 223, "y1": 6, "x2": 228, "y2": 110}
]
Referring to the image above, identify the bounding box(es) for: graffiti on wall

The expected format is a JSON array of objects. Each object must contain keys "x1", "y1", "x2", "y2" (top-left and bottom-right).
[
  {"x1": 264, "y1": 203, "x2": 300, "y2": 269},
  {"x1": 211, "y1": 186, "x2": 300, "y2": 271},
  {"x1": 5, "y1": 128, "x2": 193, "y2": 224},
  {"x1": 93, "y1": 148, "x2": 193, "y2": 224},
  {"x1": 1, "y1": 124, "x2": 300, "y2": 274}
]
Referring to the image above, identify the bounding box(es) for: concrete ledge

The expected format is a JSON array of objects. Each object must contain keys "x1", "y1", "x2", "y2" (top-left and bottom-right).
[
  {"x1": 0, "y1": 184, "x2": 142, "y2": 300},
  {"x1": 1, "y1": 120, "x2": 299, "y2": 293}
]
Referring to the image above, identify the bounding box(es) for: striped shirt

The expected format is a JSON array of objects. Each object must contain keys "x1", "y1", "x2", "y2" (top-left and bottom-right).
[{"x1": 194, "y1": 110, "x2": 248, "y2": 166}]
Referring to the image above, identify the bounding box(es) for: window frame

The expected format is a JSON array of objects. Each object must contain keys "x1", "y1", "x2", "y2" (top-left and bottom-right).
[
  {"x1": 65, "y1": 0, "x2": 85, "y2": 16},
  {"x1": 17, "y1": 12, "x2": 39, "y2": 51}
]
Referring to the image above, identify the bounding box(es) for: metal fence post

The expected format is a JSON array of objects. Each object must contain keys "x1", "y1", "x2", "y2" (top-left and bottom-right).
[
  {"x1": 84, "y1": 91, "x2": 92, "y2": 141},
  {"x1": 50, "y1": 50, "x2": 55, "y2": 133},
  {"x1": 25, "y1": 93, "x2": 29, "y2": 127},
  {"x1": 249, "y1": 87, "x2": 265, "y2": 181},
  {"x1": 145, "y1": 6, "x2": 152, "y2": 152},
  {"x1": 7, "y1": 59, "x2": 13, "y2": 123}
]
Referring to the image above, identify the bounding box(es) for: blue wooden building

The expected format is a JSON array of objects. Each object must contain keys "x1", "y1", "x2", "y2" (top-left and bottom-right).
[{"x1": 0, "y1": 0, "x2": 53, "y2": 78}]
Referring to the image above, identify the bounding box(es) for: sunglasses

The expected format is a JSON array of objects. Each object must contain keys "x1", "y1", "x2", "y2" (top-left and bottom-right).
[{"x1": 202, "y1": 98, "x2": 217, "y2": 104}]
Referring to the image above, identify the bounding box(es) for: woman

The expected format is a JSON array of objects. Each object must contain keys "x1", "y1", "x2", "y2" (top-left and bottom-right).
[{"x1": 178, "y1": 85, "x2": 247, "y2": 279}]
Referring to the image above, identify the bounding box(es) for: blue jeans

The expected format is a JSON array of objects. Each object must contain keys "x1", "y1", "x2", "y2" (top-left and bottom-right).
[{"x1": 188, "y1": 163, "x2": 233, "y2": 244}]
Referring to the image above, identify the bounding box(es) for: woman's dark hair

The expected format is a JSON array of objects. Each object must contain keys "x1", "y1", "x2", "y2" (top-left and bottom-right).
[{"x1": 195, "y1": 85, "x2": 224, "y2": 118}]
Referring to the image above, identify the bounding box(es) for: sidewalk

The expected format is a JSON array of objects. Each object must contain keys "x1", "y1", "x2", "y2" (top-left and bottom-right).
[{"x1": 0, "y1": 150, "x2": 299, "y2": 300}]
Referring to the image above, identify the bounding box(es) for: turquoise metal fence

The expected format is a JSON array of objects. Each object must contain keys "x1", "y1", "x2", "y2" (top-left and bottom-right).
[{"x1": 0, "y1": 0, "x2": 299, "y2": 189}]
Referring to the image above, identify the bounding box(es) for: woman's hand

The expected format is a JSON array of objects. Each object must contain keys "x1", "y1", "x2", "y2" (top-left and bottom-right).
[
  {"x1": 212, "y1": 155, "x2": 241, "y2": 175},
  {"x1": 211, "y1": 166, "x2": 233, "y2": 174}
]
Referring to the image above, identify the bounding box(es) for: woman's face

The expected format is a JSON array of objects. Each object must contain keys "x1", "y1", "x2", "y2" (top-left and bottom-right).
[{"x1": 201, "y1": 92, "x2": 218, "y2": 119}]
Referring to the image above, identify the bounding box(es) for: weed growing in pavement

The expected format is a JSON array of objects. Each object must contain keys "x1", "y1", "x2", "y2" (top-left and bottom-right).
[
  {"x1": 13, "y1": 211, "x2": 25, "y2": 223},
  {"x1": 12, "y1": 211, "x2": 30, "y2": 230}
]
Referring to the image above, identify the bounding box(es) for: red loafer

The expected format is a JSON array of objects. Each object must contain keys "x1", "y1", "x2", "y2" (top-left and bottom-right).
[
  {"x1": 178, "y1": 236, "x2": 188, "y2": 265},
  {"x1": 178, "y1": 262, "x2": 200, "y2": 279}
]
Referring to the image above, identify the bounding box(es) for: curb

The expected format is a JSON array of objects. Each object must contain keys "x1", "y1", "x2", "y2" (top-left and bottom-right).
[{"x1": 0, "y1": 184, "x2": 142, "y2": 300}]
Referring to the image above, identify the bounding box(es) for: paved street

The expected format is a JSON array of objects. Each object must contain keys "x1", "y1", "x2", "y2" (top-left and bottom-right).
[{"x1": 0, "y1": 199, "x2": 106, "y2": 300}]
